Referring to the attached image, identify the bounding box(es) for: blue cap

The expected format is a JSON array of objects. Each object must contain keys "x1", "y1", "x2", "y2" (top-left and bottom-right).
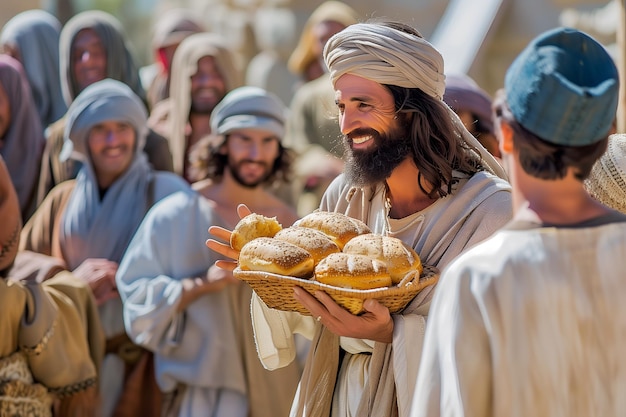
[{"x1": 505, "y1": 27, "x2": 619, "y2": 146}]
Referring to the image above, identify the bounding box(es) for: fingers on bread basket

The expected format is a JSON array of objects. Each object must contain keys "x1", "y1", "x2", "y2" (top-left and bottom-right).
[{"x1": 231, "y1": 211, "x2": 439, "y2": 315}]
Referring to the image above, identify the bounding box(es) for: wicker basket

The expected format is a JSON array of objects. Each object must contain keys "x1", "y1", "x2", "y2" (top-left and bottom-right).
[{"x1": 234, "y1": 264, "x2": 439, "y2": 315}]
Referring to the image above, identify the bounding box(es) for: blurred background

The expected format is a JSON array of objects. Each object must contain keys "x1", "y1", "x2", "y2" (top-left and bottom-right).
[{"x1": 0, "y1": 0, "x2": 621, "y2": 98}]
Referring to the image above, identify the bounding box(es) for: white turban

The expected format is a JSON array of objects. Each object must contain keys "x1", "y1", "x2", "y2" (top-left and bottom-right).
[
  {"x1": 323, "y1": 22, "x2": 507, "y2": 180},
  {"x1": 323, "y1": 23, "x2": 446, "y2": 100}
]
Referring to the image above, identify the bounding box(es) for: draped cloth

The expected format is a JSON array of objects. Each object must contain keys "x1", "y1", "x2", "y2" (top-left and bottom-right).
[
  {"x1": 0, "y1": 55, "x2": 45, "y2": 221},
  {"x1": 323, "y1": 22, "x2": 507, "y2": 180},
  {"x1": 0, "y1": 9, "x2": 67, "y2": 128},
  {"x1": 58, "y1": 79, "x2": 150, "y2": 271},
  {"x1": 59, "y1": 10, "x2": 145, "y2": 105},
  {"x1": 252, "y1": 172, "x2": 512, "y2": 417},
  {"x1": 163, "y1": 32, "x2": 241, "y2": 176}
]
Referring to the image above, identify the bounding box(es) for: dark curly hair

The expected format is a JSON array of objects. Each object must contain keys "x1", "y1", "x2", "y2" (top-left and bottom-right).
[
  {"x1": 185, "y1": 133, "x2": 295, "y2": 186},
  {"x1": 385, "y1": 84, "x2": 486, "y2": 198}
]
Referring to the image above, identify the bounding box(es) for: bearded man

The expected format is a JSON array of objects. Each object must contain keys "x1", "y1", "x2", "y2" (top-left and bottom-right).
[
  {"x1": 117, "y1": 86, "x2": 301, "y2": 417},
  {"x1": 208, "y1": 20, "x2": 513, "y2": 417},
  {"x1": 148, "y1": 32, "x2": 241, "y2": 183}
]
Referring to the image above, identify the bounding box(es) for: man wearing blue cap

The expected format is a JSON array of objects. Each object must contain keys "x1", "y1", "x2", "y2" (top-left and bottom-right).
[
  {"x1": 411, "y1": 27, "x2": 626, "y2": 417},
  {"x1": 116, "y1": 86, "x2": 302, "y2": 417}
]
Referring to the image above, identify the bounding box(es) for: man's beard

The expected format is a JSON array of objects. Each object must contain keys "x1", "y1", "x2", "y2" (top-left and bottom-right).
[
  {"x1": 342, "y1": 127, "x2": 411, "y2": 187},
  {"x1": 190, "y1": 88, "x2": 224, "y2": 114},
  {"x1": 228, "y1": 159, "x2": 273, "y2": 189}
]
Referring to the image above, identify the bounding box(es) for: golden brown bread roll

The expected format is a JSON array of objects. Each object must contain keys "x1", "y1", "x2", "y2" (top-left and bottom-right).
[
  {"x1": 230, "y1": 213, "x2": 283, "y2": 251},
  {"x1": 297, "y1": 211, "x2": 371, "y2": 250},
  {"x1": 239, "y1": 237, "x2": 314, "y2": 278},
  {"x1": 274, "y1": 226, "x2": 341, "y2": 266},
  {"x1": 342, "y1": 234, "x2": 423, "y2": 285},
  {"x1": 314, "y1": 252, "x2": 392, "y2": 289}
]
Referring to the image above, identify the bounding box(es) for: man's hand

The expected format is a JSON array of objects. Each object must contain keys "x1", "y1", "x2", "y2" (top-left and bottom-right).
[
  {"x1": 293, "y1": 286, "x2": 394, "y2": 343},
  {"x1": 73, "y1": 258, "x2": 119, "y2": 305},
  {"x1": 205, "y1": 203, "x2": 252, "y2": 271}
]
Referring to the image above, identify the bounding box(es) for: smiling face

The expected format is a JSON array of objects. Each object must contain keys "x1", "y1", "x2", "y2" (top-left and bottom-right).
[
  {"x1": 72, "y1": 28, "x2": 107, "y2": 93},
  {"x1": 222, "y1": 127, "x2": 280, "y2": 188},
  {"x1": 334, "y1": 74, "x2": 410, "y2": 186},
  {"x1": 87, "y1": 120, "x2": 136, "y2": 189},
  {"x1": 190, "y1": 55, "x2": 227, "y2": 115}
]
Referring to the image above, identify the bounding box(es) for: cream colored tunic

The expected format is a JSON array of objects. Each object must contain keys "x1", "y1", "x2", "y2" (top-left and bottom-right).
[
  {"x1": 412, "y1": 218, "x2": 626, "y2": 417},
  {"x1": 252, "y1": 171, "x2": 512, "y2": 417}
]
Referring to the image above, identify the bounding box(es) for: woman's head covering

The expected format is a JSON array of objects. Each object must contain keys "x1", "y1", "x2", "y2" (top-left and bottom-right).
[
  {"x1": 168, "y1": 32, "x2": 242, "y2": 175},
  {"x1": 323, "y1": 21, "x2": 506, "y2": 179},
  {"x1": 61, "y1": 78, "x2": 148, "y2": 163},
  {"x1": 0, "y1": 55, "x2": 46, "y2": 220},
  {"x1": 0, "y1": 155, "x2": 21, "y2": 273},
  {"x1": 59, "y1": 10, "x2": 145, "y2": 105},
  {"x1": 287, "y1": 1, "x2": 360, "y2": 77},
  {"x1": 1, "y1": 9, "x2": 67, "y2": 127},
  {"x1": 585, "y1": 133, "x2": 626, "y2": 214}
]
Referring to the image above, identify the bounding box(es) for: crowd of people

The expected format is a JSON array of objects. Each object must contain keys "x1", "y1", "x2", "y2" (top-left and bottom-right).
[{"x1": 1, "y1": 2, "x2": 626, "y2": 417}]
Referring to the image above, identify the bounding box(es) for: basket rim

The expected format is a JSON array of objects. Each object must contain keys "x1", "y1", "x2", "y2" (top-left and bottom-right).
[{"x1": 234, "y1": 264, "x2": 439, "y2": 299}]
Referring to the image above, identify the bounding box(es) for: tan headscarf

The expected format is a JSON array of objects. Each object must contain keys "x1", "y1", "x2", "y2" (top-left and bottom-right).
[
  {"x1": 168, "y1": 32, "x2": 241, "y2": 176},
  {"x1": 287, "y1": 1, "x2": 360, "y2": 77},
  {"x1": 323, "y1": 22, "x2": 507, "y2": 180}
]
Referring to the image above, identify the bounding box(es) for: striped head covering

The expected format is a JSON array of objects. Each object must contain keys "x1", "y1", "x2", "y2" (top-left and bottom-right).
[
  {"x1": 323, "y1": 22, "x2": 506, "y2": 179},
  {"x1": 585, "y1": 133, "x2": 626, "y2": 214}
]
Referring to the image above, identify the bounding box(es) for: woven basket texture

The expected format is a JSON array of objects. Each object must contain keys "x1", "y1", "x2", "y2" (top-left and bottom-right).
[{"x1": 235, "y1": 264, "x2": 439, "y2": 315}]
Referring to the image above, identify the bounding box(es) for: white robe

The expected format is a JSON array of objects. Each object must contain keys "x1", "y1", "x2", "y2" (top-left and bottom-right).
[
  {"x1": 251, "y1": 171, "x2": 513, "y2": 416},
  {"x1": 412, "y1": 216, "x2": 626, "y2": 417}
]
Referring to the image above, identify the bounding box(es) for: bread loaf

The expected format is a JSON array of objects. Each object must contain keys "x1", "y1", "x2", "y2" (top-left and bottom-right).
[
  {"x1": 314, "y1": 252, "x2": 392, "y2": 289},
  {"x1": 342, "y1": 234, "x2": 423, "y2": 285},
  {"x1": 296, "y1": 211, "x2": 371, "y2": 250},
  {"x1": 239, "y1": 237, "x2": 314, "y2": 278},
  {"x1": 274, "y1": 226, "x2": 340, "y2": 266},
  {"x1": 230, "y1": 213, "x2": 282, "y2": 251}
]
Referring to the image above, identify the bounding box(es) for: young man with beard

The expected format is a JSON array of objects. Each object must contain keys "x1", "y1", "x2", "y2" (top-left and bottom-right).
[
  {"x1": 148, "y1": 32, "x2": 241, "y2": 183},
  {"x1": 208, "y1": 20, "x2": 513, "y2": 417},
  {"x1": 116, "y1": 86, "x2": 302, "y2": 417}
]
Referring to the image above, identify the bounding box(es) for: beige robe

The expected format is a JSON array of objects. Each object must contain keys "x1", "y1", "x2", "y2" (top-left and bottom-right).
[
  {"x1": 251, "y1": 171, "x2": 513, "y2": 417},
  {"x1": 1, "y1": 267, "x2": 104, "y2": 415},
  {"x1": 412, "y1": 218, "x2": 626, "y2": 417}
]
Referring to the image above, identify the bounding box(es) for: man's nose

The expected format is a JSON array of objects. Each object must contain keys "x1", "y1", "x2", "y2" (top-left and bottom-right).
[{"x1": 339, "y1": 110, "x2": 359, "y2": 135}]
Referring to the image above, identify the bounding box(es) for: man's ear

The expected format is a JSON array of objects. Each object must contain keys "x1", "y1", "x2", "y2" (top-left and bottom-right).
[{"x1": 499, "y1": 122, "x2": 514, "y2": 154}]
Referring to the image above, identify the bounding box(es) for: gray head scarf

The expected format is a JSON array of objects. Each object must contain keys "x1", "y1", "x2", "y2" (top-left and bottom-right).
[
  {"x1": 323, "y1": 22, "x2": 507, "y2": 179},
  {"x1": 59, "y1": 78, "x2": 151, "y2": 270},
  {"x1": 1, "y1": 9, "x2": 67, "y2": 128},
  {"x1": 59, "y1": 10, "x2": 145, "y2": 105}
]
